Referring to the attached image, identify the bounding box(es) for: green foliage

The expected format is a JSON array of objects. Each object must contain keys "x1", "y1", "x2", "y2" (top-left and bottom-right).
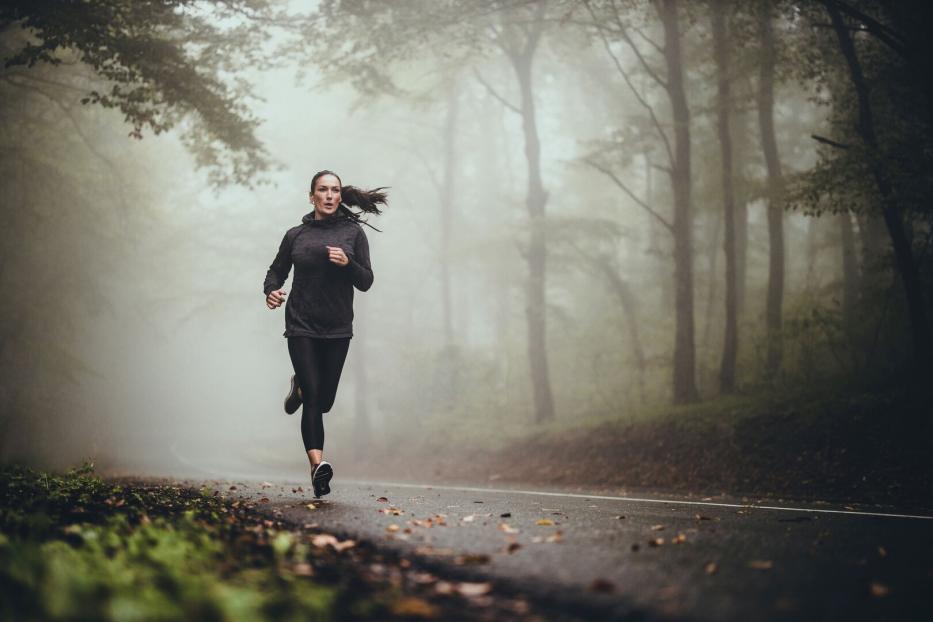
[
  {"x1": 0, "y1": 464, "x2": 377, "y2": 621},
  {"x1": 0, "y1": 0, "x2": 278, "y2": 187}
]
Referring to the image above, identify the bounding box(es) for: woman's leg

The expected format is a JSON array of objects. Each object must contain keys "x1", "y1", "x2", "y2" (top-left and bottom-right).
[
  {"x1": 287, "y1": 337, "x2": 325, "y2": 470},
  {"x1": 315, "y1": 338, "x2": 351, "y2": 414}
]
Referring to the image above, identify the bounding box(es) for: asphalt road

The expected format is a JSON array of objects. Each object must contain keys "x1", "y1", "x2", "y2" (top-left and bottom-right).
[{"x1": 188, "y1": 475, "x2": 933, "y2": 621}]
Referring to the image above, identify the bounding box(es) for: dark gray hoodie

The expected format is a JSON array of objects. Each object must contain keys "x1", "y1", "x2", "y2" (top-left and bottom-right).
[{"x1": 263, "y1": 211, "x2": 373, "y2": 338}]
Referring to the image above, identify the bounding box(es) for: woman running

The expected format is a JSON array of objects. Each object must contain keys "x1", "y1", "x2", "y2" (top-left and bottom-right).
[{"x1": 263, "y1": 170, "x2": 386, "y2": 498}]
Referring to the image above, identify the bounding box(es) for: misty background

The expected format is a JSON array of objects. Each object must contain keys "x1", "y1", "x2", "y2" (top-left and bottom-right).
[{"x1": 1, "y1": 1, "x2": 930, "y2": 495}]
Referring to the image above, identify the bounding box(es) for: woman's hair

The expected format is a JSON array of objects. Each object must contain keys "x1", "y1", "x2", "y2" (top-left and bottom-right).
[{"x1": 310, "y1": 170, "x2": 387, "y2": 230}]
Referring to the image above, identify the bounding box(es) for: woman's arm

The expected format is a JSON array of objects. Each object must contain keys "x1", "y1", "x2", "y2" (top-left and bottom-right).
[
  {"x1": 263, "y1": 230, "x2": 294, "y2": 296},
  {"x1": 346, "y1": 227, "x2": 374, "y2": 292}
]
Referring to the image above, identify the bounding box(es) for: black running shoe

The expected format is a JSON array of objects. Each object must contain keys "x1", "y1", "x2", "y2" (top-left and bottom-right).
[
  {"x1": 284, "y1": 375, "x2": 301, "y2": 415},
  {"x1": 312, "y1": 461, "x2": 333, "y2": 498}
]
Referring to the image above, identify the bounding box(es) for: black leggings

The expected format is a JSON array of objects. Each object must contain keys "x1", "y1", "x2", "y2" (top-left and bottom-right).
[{"x1": 287, "y1": 337, "x2": 351, "y2": 451}]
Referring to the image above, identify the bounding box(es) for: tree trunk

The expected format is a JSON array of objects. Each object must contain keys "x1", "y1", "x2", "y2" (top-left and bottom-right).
[
  {"x1": 352, "y1": 305, "x2": 371, "y2": 457},
  {"x1": 732, "y1": 111, "x2": 749, "y2": 318},
  {"x1": 839, "y1": 211, "x2": 859, "y2": 336},
  {"x1": 508, "y1": 21, "x2": 556, "y2": 423},
  {"x1": 600, "y1": 264, "x2": 647, "y2": 404},
  {"x1": 440, "y1": 78, "x2": 460, "y2": 349},
  {"x1": 757, "y1": 0, "x2": 785, "y2": 378},
  {"x1": 658, "y1": 0, "x2": 698, "y2": 403},
  {"x1": 824, "y1": 1, "x2": 932, "y2": 370},
  {"x1": 712, "y1": 0, "x2": 738, "y2": 393}
]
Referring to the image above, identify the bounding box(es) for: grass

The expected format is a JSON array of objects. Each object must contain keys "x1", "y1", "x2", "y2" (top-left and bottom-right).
[{"x1": 0, "y1": 463, "x2": 385, "y2": 621}]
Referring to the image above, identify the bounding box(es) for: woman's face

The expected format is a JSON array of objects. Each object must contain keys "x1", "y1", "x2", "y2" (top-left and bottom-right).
[{"x1": 310, "y1": 174, "x2": 341, "y2": 217}]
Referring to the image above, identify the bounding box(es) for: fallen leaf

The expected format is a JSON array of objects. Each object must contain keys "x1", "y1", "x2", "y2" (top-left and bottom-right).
[
  {"x1": 386, "y1": 524, "x2": 400, "y2": 532},
  {"x1": 261, "y1": 482, "x2": 273, "y2": 488},
  {"x1": 695, "y1": 514, "x2": 712, "y2": 521},
  {"x1": 615, "y1": 515, "x2": 626, "y2": 520},
  {"x1": 410, "y1": 571, "x2": 437, "y2": 584},
  {"x1": 870, "y1": 582, "x2": 890, "y2": 597},
  {"x1": 546, "y1": 530, "x2": 563, "y2": 543},
  {"x1": 500, "y1": 512, "x2": 511, "y2": 518},
  {"x1": 747, "y1": 560, "x2": 773, "y2": 570},
  {"x1": 333, "y1": 539, "x2": 356, "y2": 552},
  {"x1": 306, "y1": 503, "x2": 317, "y2": 511},
  {"x1": 456, "y1": 582, "x2": 492, "y2": 597},
  {"x1": 877, "y1": 546, "x2": 887, "y2": 557},
  {"x1": 650, "y1": 524, "x2": 665, "y2": 531},
  {"x1": 379, "y1": 507, "x2": 403, "y2": 515},
  {"x1": 390, "y1": 597, "x2": 439, "y2": 618},
  {"x1": 462, "y1": 514, "x2": 476, "y2": 522},
  {"x1": 536, "y1": 518, "x2": 555, "y2": 526},
  {"x1": 498, "y1": 522, "x2": 519, "y2": 534},
  {"x1": 229, "y1": 485, "x2": 237, "y2": 491},
  {"x1": 704, "y1": 562, "x2": 718, "y2": 575},
  {"x1": 649, "y1": 538, "x2": 665, "y2": 547},
  {"x1": 455, "y1": 553, "x2": 491, "y2": 565},
  {"x1": 506, "y1": 542, "x2": 522, "y2": 553},
  {"x1": 672, "y1": 533, "x2": 687, "y2": 544},
  {"x1": 377, "y1": 496, "x2": 389, "y2": 502},
  {"x1": 311, "y1": 534, "x2": 338, "y2": 547},
  {"x1": 259, "y1": 497, "x2": 270, "y2": 503},
  {"x1": 589, "y1": 578, "x2": 615, "y2": 593}
]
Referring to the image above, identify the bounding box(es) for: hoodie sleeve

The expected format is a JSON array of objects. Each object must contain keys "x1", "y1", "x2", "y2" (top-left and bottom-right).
[
  {"x1": 263, "y1": 230, "x2": 295, "y2": 296},
  {"x1": 346, "y1": 227, "x2": 374, "y2": 292}
]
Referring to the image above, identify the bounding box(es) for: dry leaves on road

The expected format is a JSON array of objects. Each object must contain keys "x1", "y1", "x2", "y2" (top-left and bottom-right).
[
  {"x1": 390, "y1": 597, "x2": 439, "y2": 619},
  {"x1": 455, "y1": 581, "x2": 493, "y2": 597},
  {"x1": 747, "y1": 560, "x2": 773, "y2": 570},
  {"x1": 310, "y1": 533, "x2": 356, "y2": 552},
  {"x1": 535, "y1": 518, "x2": 555, "y2": 526},
  {"x1": 704, "y1": 561, "x2": 718, "y2": 575},
  {"x1": 498, "y1": 522, "x2": 519, "y2": 534}
]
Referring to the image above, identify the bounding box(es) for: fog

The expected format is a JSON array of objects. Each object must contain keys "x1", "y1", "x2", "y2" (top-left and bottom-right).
[{"x1": 2, "y1": 1, "x2": 928, "y2": 495}]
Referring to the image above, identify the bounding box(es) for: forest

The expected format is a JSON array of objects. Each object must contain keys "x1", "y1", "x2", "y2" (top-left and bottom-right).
[{"x1": 1, "y1": 0, "x2": 931, "y2": 507}]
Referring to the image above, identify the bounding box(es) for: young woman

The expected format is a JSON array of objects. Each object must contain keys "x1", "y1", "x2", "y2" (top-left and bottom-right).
[{"x1": 263, "y1": 170, "x2": 386, "y2": 498}]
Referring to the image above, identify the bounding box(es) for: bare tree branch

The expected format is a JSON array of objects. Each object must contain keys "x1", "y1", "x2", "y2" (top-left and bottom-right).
[
  {"x1": 582, "y1": 0, "x2": 673, "y2": 165},
  {"x1": 811, "y1": 133, "x2": 852, "y2": 150},
  {"x1": 472, "y1": 68, "x2": 521, "y2": 115},
  {"x1": 583, "y1": 157, "x2": 674, "y2": 233},
  {"x1": 608, "y1": 0, "x2": 668, "y2": 90}
]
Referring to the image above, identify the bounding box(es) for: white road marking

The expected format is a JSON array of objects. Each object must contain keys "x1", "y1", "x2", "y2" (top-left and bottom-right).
[
  {"x1": 162, "y1": 445, "x2": 933, "y2": 521},
  {"x1": 346, "y1": 479, "x2": 933, "y2": 521}
]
